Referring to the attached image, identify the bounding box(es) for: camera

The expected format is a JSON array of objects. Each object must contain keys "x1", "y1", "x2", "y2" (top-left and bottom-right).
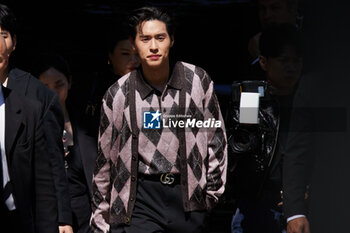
[{"x1": 226, "y1": 80, "x2": 280, "y2": 199}]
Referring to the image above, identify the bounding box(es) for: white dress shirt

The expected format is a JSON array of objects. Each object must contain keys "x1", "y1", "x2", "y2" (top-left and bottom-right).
[
  {"x1": 287, "y1": 214, "x2": 306, "y2": 223},
  {"x1": 0, "y1": 84, "x2": 16, "y2": 210}
]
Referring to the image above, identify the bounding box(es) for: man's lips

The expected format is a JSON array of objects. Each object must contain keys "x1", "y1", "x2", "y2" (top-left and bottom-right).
[{"x1": 148, "y1": 55, "x2": 161, "y2": 60}]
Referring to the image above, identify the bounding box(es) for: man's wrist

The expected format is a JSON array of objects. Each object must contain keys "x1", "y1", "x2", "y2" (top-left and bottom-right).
[{"x1": 287, "y1": 214, "x2": 306, "y2": 223}]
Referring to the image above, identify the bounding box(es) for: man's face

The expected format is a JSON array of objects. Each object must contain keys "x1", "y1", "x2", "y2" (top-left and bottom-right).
[
  {"x1": 108, "y1": 39, "x2": 140, "y2": 76},
  {"x1": 260, "y1": 46, "x2": 302, "y2": 95},
  {"x1": 134, "y1": 20, "x2": 173, "y2": 70},
  {"x1": 39, "y1": 67, "x2": 70, "y2": 106},
  {"x1": 0, "y1": 39, "x2": 8, "y2": 74},
  {"x1": 0, "y1": 26, "x2": 15, "y2": 55},
  {"x1": 258, "y1": 0, "x2": 296, "y2": 29}
]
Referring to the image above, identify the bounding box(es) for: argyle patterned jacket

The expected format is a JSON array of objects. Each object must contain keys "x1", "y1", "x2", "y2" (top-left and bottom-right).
[{"x1": 90, "y1": 61, "x2": 227, "y2": 232}]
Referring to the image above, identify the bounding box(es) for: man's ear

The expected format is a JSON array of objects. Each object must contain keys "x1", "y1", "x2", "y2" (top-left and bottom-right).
[
  {"x1": 11, "y1": 35, "x2": 16, "y2": 52},
  {"x1": 259, "y1": 56, "x2": 267, "y2": 71},
  {"x1": 3, "y1": 53, "x2": 10, "y2": 69},
  {"x1": 170, "y1": 35, "x2": 175, "y2": 47}
]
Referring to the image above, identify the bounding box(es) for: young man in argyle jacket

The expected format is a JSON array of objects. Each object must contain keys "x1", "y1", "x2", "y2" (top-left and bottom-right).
[{"x1": 90, "y1": 6, "x2": 228, "y2": 233}]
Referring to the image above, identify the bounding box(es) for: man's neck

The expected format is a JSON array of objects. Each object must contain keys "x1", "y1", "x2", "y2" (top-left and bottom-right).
[
  {"x1": 142, "y1": 61, "x2": 170, "y2": 86},
  {"x1": 0, "y1": 67, "x2": 9, "y2": 85}
]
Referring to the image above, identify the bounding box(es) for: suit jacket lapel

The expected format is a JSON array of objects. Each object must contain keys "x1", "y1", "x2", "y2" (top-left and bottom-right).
[{"x1": 3, "y1": 87, "x2": 23, "y2": 158}]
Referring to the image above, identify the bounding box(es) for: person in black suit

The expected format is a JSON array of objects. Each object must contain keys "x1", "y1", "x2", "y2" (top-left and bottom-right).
[
  {"x1": 282, "y1": 2, "x2": 350, "y2": 232},
  {"x1": 34, "y1": 53, "x2": 95, "y2": 233},
  {"x1": 0, "y1": 36, "x2": 58, "y2": 233},
  {"x1": 0, "y1": 4, "x2": 73, "y2": 232},
  {"x1": 227, "y1": 24, "x2": 304, "y2": 233}
]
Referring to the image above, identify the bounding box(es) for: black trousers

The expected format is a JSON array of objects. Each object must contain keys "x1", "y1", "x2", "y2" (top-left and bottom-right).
[{"x1": 111, "y1": 175, "x2": 208, "y2": 233}]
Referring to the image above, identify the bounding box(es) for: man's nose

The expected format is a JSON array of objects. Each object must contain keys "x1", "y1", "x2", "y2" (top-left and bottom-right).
[{"x1": 150, "y1": 39, "x2": 158, "y2": 52}]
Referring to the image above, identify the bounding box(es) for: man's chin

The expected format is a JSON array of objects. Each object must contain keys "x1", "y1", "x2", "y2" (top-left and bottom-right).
[{"x1": 146, "y1": 60, "x2": 163, "y2": 68}]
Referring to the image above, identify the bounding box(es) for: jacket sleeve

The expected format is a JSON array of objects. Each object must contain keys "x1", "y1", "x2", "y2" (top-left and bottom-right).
[
  {"x1": 90, "y1": 87, "x2": 120, "y2": 233},
  {"x1": 44, "y1": 93, "x2": 73, "y2": 225},
  {"x1": 203, "y1": 74, "x2": 228, "y2": 210},
  {"x1": 34, "y1": 106, "x2": 59, "y2": 233},
  {"x1": 282, "y1": 75, "x2": 312, "y2": 219}
]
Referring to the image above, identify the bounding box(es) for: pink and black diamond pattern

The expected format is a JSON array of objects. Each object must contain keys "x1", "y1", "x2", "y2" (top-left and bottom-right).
[{"x1": 91, "y1": 62, "x2": 227, "y2": 232}]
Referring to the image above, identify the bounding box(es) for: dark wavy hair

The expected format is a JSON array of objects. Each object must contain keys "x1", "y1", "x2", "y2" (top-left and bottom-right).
[
  {"x1": 259, "y1": 23, "x2": 303, "y2": 58},
  {"x1": 128, "y1": 6, "x2": 175, "y2": 41},
  {"x1": 33, "y1": 53, "x2": 71, "y2": 82},
  {"x1": 107, "y1": 15, "x2": 132, "y2": 54},
  {"x1": 0, "y1": 4, "x2": 17, "y2": 38}
]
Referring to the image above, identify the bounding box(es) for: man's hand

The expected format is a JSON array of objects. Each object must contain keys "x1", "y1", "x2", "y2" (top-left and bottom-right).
[
  {"x1": 59, "y1": 224, "x2": 73, "y2": 233},
  {"x1": 287, "y1": 217, "x2": 310, "y2": 233}
]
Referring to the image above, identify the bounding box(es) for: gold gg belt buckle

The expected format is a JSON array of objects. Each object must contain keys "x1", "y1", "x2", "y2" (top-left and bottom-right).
[{"x1": 160, "y1": 173, "x2": 175, "y2": 185}]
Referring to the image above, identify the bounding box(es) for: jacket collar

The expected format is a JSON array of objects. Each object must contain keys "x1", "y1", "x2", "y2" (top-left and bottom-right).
[{"x1": 135, "y1": 61, "x2": 184, "y2": 100}]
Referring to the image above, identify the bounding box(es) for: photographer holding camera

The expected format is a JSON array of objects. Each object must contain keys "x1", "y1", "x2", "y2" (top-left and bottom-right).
[{"x1": 226, "y1": 24, "x2": 304, "y2": 233}]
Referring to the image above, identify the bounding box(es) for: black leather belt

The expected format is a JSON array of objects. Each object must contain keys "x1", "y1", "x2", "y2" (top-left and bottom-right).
[{"x1": 138, "y1": 173, "x2": 180, "y2": 185}]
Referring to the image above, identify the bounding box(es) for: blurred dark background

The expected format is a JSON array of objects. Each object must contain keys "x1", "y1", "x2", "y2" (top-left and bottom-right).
[
  {"x1": 3, "y1": 0, "x2": 269, "y2": 125},
  {"x1": 3, "y1": 0, "x2": 259, "y2": 84}
]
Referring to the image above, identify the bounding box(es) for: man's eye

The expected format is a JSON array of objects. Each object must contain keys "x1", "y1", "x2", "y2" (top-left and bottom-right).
[
  {"x1": 122, "y1": 53, "x2": 130, "y2": 56},
  {"x1": 156, "y1": 35, "x2": 165, "y2": 40}
]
